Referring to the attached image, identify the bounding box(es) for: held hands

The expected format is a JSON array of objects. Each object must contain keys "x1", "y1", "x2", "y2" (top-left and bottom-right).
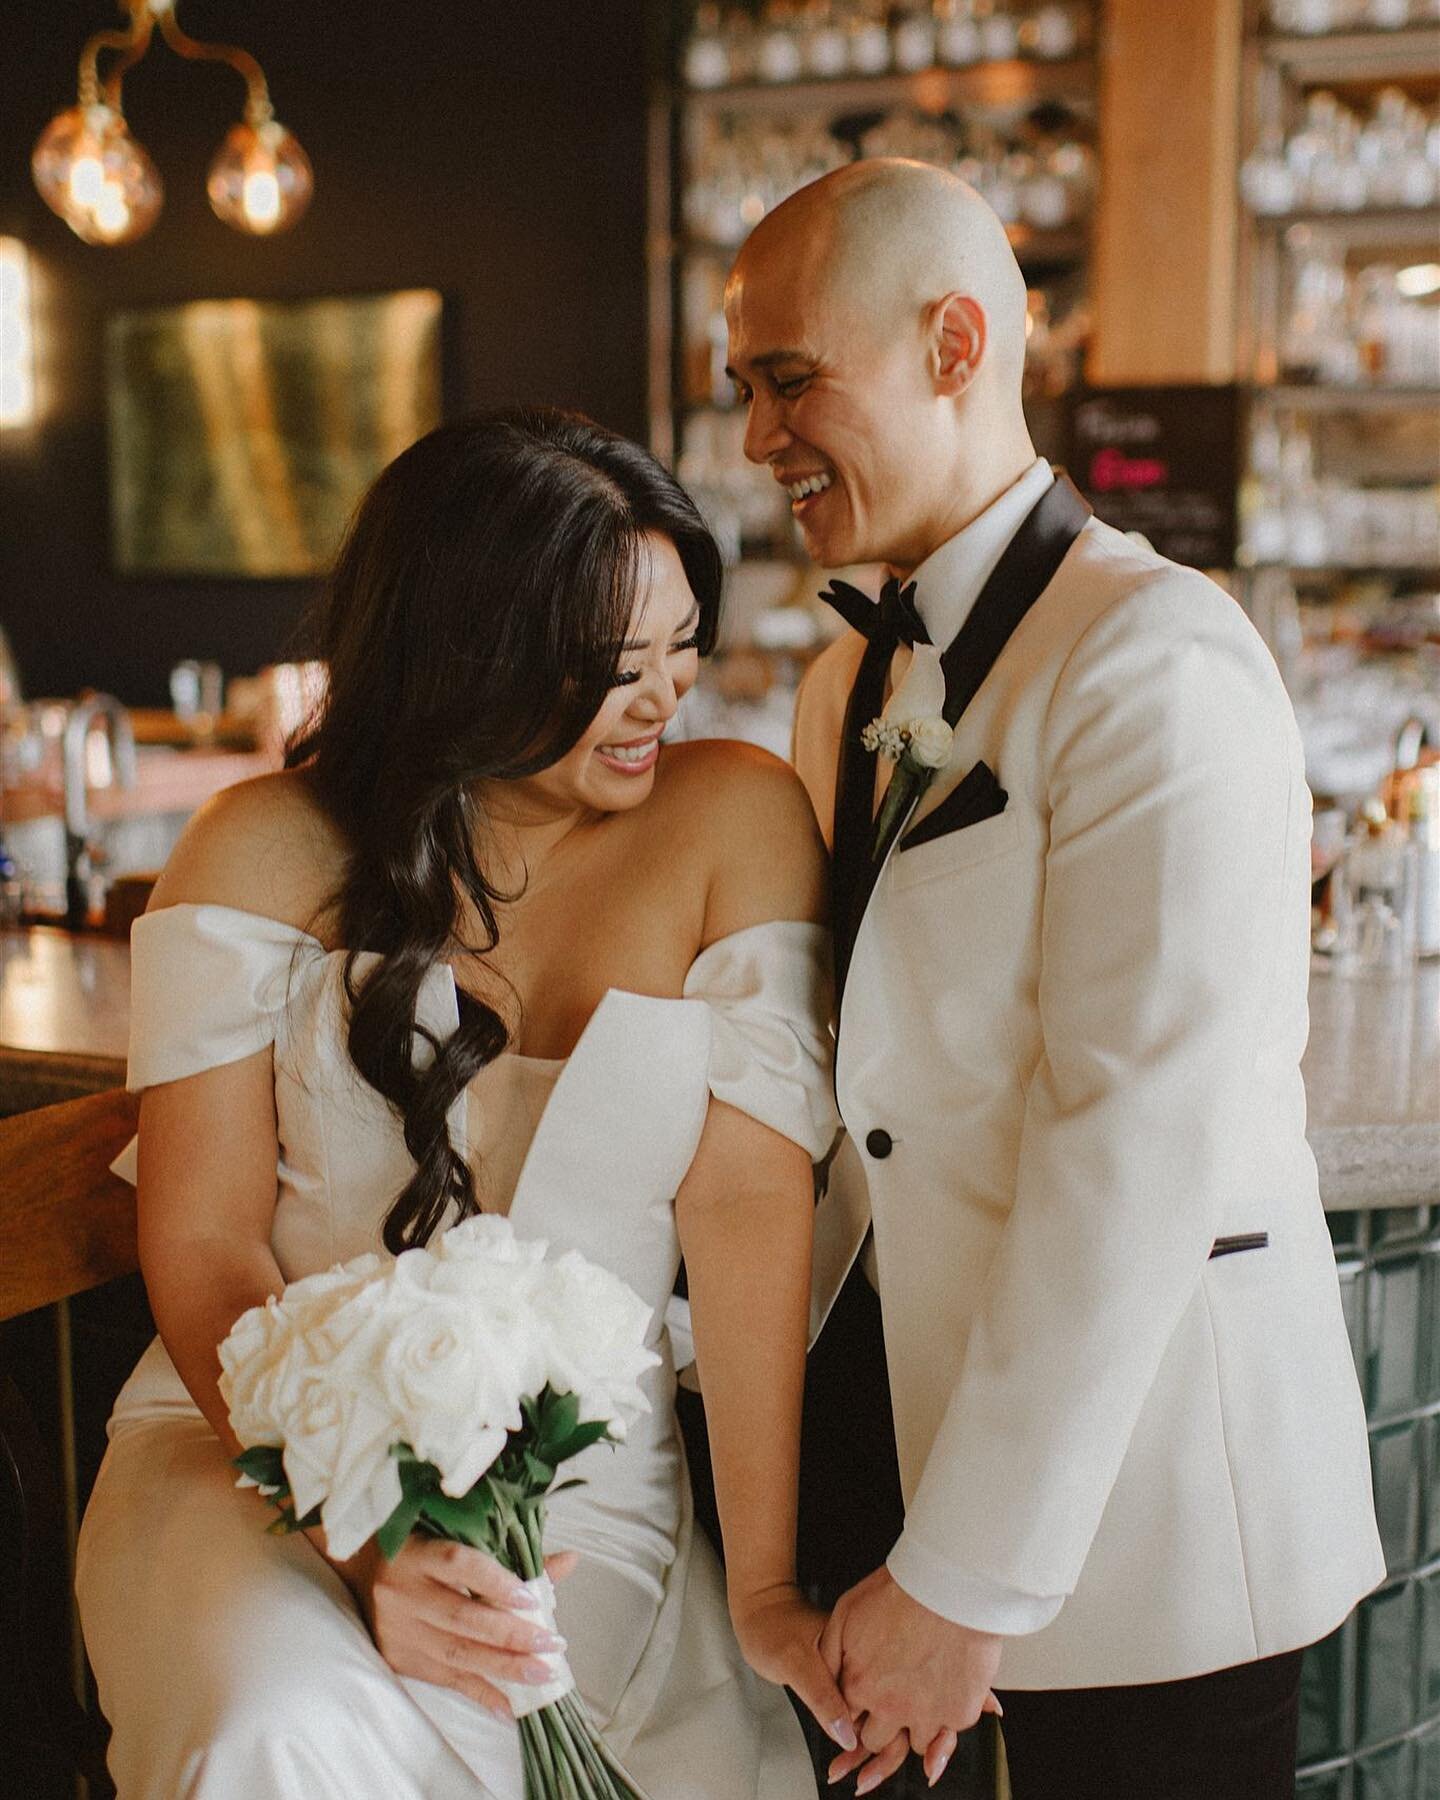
[
  {"x1": 820, "y1": 1567, "x2": 1003, "y2": 1794},
  {"x1": 318, "y1": 1531, "x2": 579, "y2": 1720},
  {"x1": 731, "y1": 1581, "x2": 861, "y2": 1759}
]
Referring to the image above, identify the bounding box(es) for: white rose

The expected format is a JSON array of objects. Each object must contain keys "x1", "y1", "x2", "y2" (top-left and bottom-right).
[
  {"x1": 882, "y1": 643, "x2": 947, "y2": 728},
  {"x1": 439, "y1": 1214, "x2": 548, "y2": 1268},
  {"x1": 376, "y1": 1290, "x2": 521, "y2": 1496},
  {"x1": 906, "y1": 716, "x2": 953, "y2": 770},
  {"x1": 538, "y1": 1252, "x2": 660, "y2": 1440}
]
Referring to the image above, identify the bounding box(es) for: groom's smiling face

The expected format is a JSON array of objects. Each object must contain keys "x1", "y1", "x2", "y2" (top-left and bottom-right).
[{"x1": 724, "y1": 238, "x2": 942, "y2": 573}]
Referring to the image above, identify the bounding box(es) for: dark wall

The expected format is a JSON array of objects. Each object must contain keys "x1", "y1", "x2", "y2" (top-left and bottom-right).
[{"x1": 0, "y1": 0, "x2": 658, "y2": 705}]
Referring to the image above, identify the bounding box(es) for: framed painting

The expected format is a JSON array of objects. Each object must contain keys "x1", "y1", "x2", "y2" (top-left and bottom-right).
[{"x1": 106, "y1": 288, "x2": 442, "y2": 577}]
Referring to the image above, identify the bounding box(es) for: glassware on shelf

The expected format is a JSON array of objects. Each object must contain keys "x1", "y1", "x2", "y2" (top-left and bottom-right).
[
  {"x1": 1242, "y1": 410, "x2": 1440, "y2": 569},
  {"x1": 1358, "y1": 87, "x2": 1437, "y2": 210},
  {"x1": 1281, "y1": 234, "x2": 1355, "y2": 383},
  {"x1": 1364, "y1": 0, "x2": 1418, "y2": 26},
  {"x1": 684, "y1": 3, "x2": 732, "y2": 88},
  {"x1": 1242, "y1": 127, "x2": 1300, "y2": 216},
  {"x1": 756, "y1": 1, "x2": 806, "y2": 83},
  {"x1": 1243, "y1": 88, "x2": 1440, "y2": 216},
  {"x1": 934, "y1": 0, "x2": 983, "y2": 66},
  {"x1": 890, "y1": 0, "x2": 938, "y2": 73},
  {"x1": 1332, "y1": 809, "x2": 1419, "y2": 976},
  {"x1": 975, "y1": 0, "x2": 1021, "y2": 62},
  {"x1": 800, "y1": 1, "x2": 850, "y2": 77},
  {"x1": 1021, "y1": 3, "x2": 1085, "y2": 60},
  {"x1": 847, "y1": 0, "x2": 894, "y2": 74},
  {"x1": 1266, "y1": 0, "x2": 1346, "y2": 32},
  {"x1": 683, "y1": 98, "x2": 1095, "y2": 249}
]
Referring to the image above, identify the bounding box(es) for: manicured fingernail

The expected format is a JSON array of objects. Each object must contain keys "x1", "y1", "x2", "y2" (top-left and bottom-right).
[
  {"x1": 929, "y1": 1756, "x2": 951, "y2": 1789},
  {"x1": 828, "y1": 1717, "x2": 858, "y2": 1751},
  {"x1": 856, "y1": 1773, "x2": 881, "y2": 1797},
  {"x1": 534, "y1": 1631, "x2": 566, "y2": 1653}
]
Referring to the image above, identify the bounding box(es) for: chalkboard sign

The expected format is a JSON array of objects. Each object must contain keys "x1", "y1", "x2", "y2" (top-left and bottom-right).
[{"x1": 1065, "y1": 385, "x2": 1242, "y2": 570}]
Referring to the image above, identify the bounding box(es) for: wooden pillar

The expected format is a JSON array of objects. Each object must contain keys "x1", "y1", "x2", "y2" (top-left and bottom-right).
[{"x1": 1089, "y1": 0, "x2": 1245, "y2": 385}]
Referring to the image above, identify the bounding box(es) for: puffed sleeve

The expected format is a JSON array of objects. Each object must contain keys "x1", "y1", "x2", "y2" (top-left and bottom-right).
[
  {"x1": 682, "y1": 919, "x2": 839, "y2": 1160},
  {"x1": 125, "y1": 903, "x2": 320, "y2": 1091},
  {"x1": 112, "y1": 903, "x2": 322, "y2": 1184}
]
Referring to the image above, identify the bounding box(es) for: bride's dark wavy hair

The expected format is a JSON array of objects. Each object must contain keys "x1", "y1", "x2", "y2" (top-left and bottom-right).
[{"x1": 287, "y1": 406, "x2": 723, "y2": 1253}]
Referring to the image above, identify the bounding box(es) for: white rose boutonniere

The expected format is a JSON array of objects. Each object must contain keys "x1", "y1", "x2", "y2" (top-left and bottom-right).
[{"x1": 862, "y1": 644, "x2": 953, "y2": 854}]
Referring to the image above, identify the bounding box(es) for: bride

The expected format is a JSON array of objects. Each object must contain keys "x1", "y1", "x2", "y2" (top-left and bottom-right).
[{"x1": 76, "y1": 408, "x2": 855, "y2": 1799}]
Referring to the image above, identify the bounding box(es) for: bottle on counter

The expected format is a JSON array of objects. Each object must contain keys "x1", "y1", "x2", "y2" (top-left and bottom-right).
[{"x1": 1334, "y1": 798, "x2": 1420, "y2": 977}]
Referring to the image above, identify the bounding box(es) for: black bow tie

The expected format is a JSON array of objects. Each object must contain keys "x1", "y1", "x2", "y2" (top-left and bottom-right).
[{"x1": 819, "y1": 576, "x2": 931, "y2": 651}]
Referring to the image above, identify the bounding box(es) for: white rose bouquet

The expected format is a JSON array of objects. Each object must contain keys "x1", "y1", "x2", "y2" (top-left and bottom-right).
[{"x1": 219, "y1": 1214, "x2": 660, "y2": 1800}]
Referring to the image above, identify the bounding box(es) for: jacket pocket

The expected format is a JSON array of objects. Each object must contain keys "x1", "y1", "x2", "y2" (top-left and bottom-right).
[
  {"x1": 889, "y1": 806, "x2": 1021, "y2": 892},
  {"x1": 1208, "y1": 1233, "x2": 1270, "y2": 1259}
]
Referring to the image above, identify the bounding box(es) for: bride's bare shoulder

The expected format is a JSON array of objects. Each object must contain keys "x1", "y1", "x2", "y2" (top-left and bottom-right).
[
  {"x1": 146, "y1": 769, "x2": 348, "y2": 942},
  {"x1": 657, "y1": 739, "x2": 828, "y2": 934}
]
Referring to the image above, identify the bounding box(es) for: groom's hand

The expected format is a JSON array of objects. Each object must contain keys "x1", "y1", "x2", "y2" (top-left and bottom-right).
[{"x1": 820, "y1": 1567, "x2": 1002, "y2": 1791}]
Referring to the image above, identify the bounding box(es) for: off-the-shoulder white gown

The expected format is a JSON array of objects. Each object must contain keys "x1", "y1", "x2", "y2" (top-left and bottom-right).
[{"x1": 76, "y1": 905, "x2": 838, "y2": 1800}]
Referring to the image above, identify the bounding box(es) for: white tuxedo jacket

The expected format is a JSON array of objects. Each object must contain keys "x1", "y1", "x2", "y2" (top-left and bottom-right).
[{"x1": 795, "y1": 512, "x2": 1384, "y2": 1689}]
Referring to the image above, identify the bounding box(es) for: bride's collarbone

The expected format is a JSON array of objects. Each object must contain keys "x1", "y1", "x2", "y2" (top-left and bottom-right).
[{"x1": 452, "y1": 908, "x2": 703, "y2": 1060}]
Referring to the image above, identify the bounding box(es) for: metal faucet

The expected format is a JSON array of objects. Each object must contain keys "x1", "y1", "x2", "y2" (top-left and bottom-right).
[
  {"x1": 62, "y1": 691, "x2": 137, "y2": 929},
  {"x1": 1395, "y1": 715, "x2": 1429, "y2": 775}
]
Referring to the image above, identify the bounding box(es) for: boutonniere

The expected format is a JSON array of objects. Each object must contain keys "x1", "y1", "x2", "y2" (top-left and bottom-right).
[{"x1": 861, "y1": 644, "x2": 954, "y2": 856}]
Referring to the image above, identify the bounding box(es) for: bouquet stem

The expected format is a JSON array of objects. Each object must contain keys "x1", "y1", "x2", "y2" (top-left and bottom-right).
[{"x1": 502, "y1": 1502, "x2": 649, "y2": 1800}]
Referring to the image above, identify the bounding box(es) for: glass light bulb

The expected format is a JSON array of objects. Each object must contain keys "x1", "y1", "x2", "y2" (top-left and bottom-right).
[
  {"x1": 69, "y1": 155, "x2": 105, "y2": 208},
  {"x1": 32, "y1": 104, "x2": 162, "y2": 246},
  {"x1": 242, "y1": 169, "x2": 281, "y2": 230},
  {"x1": 93, "y1": 181, "x2": 132, "y2": 242},
  {"x1": 207, "y1": 119, "x2": 313, "y2": 236}
]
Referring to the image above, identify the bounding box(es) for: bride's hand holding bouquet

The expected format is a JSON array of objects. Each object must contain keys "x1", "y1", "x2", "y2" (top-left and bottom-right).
[{"x1": 218, "y1": 1214, "x2": 661, "y2": 1800}]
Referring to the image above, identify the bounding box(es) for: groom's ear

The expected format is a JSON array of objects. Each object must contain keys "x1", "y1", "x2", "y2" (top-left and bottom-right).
[{"x1": 928, "y1": 293, "x2": 986, "y2": 396}]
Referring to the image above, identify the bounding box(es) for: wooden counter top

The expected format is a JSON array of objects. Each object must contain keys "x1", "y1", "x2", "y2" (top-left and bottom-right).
[{"x1": 0, "y1": 928, "x2": 129, "y2": 1110}]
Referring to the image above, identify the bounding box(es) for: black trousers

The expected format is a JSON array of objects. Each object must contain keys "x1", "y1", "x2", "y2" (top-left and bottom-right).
[{"x1": 996, "y1": 1647, "x2": 1305, "y2": 1800}]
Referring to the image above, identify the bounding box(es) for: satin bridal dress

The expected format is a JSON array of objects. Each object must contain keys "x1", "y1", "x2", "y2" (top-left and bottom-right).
[{"x1": 76, "y1": 903, "x2": 837, "y2": 1800}]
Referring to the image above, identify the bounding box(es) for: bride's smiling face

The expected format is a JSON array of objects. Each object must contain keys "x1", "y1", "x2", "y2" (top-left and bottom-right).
[{"x1": 519, "y1": 531, "x2": 703, "y2": 817}]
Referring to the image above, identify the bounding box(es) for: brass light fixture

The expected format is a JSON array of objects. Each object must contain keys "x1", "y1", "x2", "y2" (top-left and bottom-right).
[{"x1": 32, "y1": 0, "x2": 312, "y2": 246}]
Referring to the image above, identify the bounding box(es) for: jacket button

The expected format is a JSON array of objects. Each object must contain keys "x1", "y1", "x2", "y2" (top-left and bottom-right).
[{"x1": 865, "y1": 1128, "x2": 893, "y2": 1160}]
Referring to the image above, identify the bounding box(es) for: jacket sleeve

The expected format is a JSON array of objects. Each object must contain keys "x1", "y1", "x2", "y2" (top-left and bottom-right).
[{"x1": 887, "y1": 575, "x2": 1306, "y2": 1620}]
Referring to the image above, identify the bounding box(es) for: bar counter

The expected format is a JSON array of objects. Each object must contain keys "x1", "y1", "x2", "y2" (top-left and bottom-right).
[{"x1": 2, "y1": 926, "x2": 1433, "y2": 1162}]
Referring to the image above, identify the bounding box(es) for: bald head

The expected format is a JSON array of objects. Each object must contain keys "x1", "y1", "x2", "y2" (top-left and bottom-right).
[
  {"x1": 723, "y1": 158, "x2": 1038, "y2": 570},
  {"x1": 729, "y1": 158, "x2": 1029, "y2": 391}
]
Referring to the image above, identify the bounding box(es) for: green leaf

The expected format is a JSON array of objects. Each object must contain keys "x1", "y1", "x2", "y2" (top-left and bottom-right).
[
  {"x1": 548, "y1": 1477, "x2": 587, "y2": 1496},
  {"x1": 547, "y1": 1420, "x2": 612, "y2": 1464},
  {"x1": 233, "y1": 1445, "x2": 288, "y2": 1490},
  {"x1": 419, "y1": 1489, "x2": 498, "y2": 1548},
  {"x1": 376, "y1": 1491, "x2": 428, "y2": 1560},
  {"x1": 522, "y1": 1451, "x2": 556, "y2": 1491},
  {"x1": 542, "y1": 1389, "x2": 580, "y2": 1443}
]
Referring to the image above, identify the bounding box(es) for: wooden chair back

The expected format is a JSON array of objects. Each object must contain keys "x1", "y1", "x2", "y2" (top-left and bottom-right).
[{"x1": 0, "y1": 1085, "x2": 140, "y2": 1799}]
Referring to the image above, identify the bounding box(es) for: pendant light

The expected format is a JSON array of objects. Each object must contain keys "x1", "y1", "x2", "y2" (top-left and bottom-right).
[{"x1": 32, "y1": 0, "x2": 312, "y2": 246}]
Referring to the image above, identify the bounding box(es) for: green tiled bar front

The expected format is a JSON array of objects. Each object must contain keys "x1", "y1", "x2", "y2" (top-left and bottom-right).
[{"x1": 1296, "y1": 1205, "x2": 1440, "y2": 1800}]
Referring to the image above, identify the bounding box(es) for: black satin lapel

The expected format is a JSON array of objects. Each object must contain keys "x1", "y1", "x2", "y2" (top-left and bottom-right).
[
  {"x1": 939, "y1": 471, "x2": 1091, "y2": 728},
  {"x1": 831, "y1": 635, "x2": 891, "y2": 1002},
  {"x1": 833, "y1": 470, "x2": 1090, "y2": 1027}
]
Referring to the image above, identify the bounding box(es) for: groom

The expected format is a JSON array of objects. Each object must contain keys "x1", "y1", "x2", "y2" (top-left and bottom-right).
[{"x1": 724, "y1": 160, "x2": 1383, "y2": 1798}]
